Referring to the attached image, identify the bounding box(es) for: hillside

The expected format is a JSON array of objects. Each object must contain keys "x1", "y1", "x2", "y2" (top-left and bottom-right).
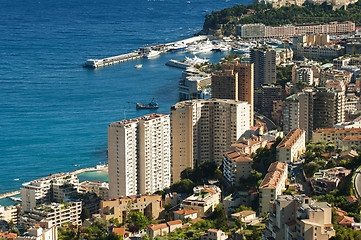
[{"x1": 202, "y1": 2, "x2": 361, "y2": 36}]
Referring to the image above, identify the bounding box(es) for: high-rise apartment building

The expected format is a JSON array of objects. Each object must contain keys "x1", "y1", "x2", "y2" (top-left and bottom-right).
[
  {"x1": 108, "y1": 113, "x2": 171, "y2": 198},
  {"x1": 261, "y1": 85, "x2": 282, "y2": 117},
  {"x1": 283, "y1": 88, "x2": 345, "y2": 139},
  {"x1": 171, "y1": 99, "x2": 250, "y2": 182},
  {"x1": 250, "y1": 47, "x2": 276, "y2": 88},
  {"x1": 212, "y1": 62, "x2": 254, "y2": 126}
]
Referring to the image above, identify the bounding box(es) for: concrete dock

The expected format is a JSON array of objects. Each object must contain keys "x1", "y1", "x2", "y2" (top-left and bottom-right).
[
  {"x1": 84, "y1": 51, "x2": 143, "y2": 68},
  {"x1": 0, "y1": 190, "x2": 20, "y2": 200}
]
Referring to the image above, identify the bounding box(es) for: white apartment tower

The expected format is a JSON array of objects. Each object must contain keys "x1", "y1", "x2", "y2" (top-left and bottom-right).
[
  {"x1": 108, "y1": 113, "x2": 171, "y2": 198},
  {"x1": 171, "y1": 99, "x2": 250, "y2": 182}
]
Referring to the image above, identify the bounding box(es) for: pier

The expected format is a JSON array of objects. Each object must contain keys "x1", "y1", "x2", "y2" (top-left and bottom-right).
[
  {"x1": 84, "y1": 35, "x2": 210, "y2": 69},
  {"x1": 0, "y1": 191, "x2": 20, "y2": 200},
  {"x1": 84, "y1": 51, "x2": 143, "y2": 68}
]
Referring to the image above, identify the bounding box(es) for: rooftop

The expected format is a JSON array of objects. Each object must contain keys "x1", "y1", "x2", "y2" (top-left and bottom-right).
[
  {"x1": 110, "y1": 113, "x2": 168, "y2": 126},
  {"x1": 313, "y1": 128, "x2": 361, "y2": 134},
  {"x1": 224, "y1": 151, "x2": 253, "y2": 162},
  {"x1": 277, "y1": 129, "x2": 305, "y2": 149},
  {"x1": 173, "y1": 209, "x2": 197, "y2": 216}
]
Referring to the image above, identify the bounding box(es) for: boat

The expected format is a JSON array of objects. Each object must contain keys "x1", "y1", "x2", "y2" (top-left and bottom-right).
[
  {"x1": 168, "y1": 43, "x2": 188, "y2": 52},
  {"x1": 144, "y1": 50, "x2": 160, "y2": 58},
  {"x1": 166, "y1": 56, "x2": 209, "y2": 69},
  {"x1": 14, "y1": 179, "x2": 19, "y2": 181},
  {"x1": 135, "y1": 64, "x2": 143, "y2": 68},
  {"x1": 188, "y1": 39, "x2": 213, "y2": 54},
  {"x1": 136, "y1": 98, "x2": 159, "y2": 109}
]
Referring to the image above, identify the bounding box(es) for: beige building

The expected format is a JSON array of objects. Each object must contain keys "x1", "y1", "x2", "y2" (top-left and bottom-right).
[
  {"x1": 265, "y1": 195, "x2": 335, "y2": 240},
  {"x1": 0, "y1": 205, "x2": 19, "y2": 225},
  {"x1": 222, "y1": 151, "x2": 253, "y2": 186},
  {"x1": 259, "y1": 162, "x2": 288, "y2": 215},
  {"x1": 181, "y1": 185, "x2": 221, "y2": 218},
  {"x1": 173, "y1": 209, "x2": 198, "y2": 221},
  {"x1": 146, "y1": 220, "x2": 182, "y2": 240},
  {"x1": 230, "y1": 136, "x2": 268, "y2": 155},
  {"x1": 171, "y1": 99, "x2": 250, "y2": 182},
  {"x1": 212, "y1": 62, "x2": 254, "y2": 126},
  {"x1": 78, "y1": 181, "x2": 109, "y2": 199},
  {"x1": 100, "y1": 194, "x2": 163, "y2": 223},
  {"x1": 21, "y1": 173, "x2": 79, "y2": 212},
  {"x1": 200, "y1": 229, "x2": 228, "y2": 240},
  {"x1": 20, "y1": 201, "x2": 82, "y2": 227},
  {"x1": 313, "y1": 128, "x2": 361, "y2": 142},
  {"x1": 108, "y1": 113, "x2": 170, "y2": 198},
  {"x1": 276, "y1": 129, "x2": 306, "y2": 163}
]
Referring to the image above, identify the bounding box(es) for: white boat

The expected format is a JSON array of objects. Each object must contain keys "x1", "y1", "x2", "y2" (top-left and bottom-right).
[
  {"x1": 166, "y1": 56, "x2": 208, "y2": 69},
  {"x1": 144, "y1": 50, "x2": 160, "y2": 58},
  {"x1": 189, "y1": 40, "x2": 213, "y2": 54},
  {"x1": 168, "y1": 43, "x2": 188, "y2": 52},
  {"x1": 135, "y1": 64, "x2": 143, "y2": 68}
]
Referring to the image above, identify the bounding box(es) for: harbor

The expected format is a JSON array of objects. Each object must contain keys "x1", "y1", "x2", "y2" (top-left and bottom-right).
[{"x1": 83, "y1": 35, "x2": 209, "y2": 69}]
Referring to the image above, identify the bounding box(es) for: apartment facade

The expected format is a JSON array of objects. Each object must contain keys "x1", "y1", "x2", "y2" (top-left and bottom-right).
[
  {"x1": 212, "y1": 62, "x2": 254, "y2": 126},
  {"x1": 276, "y1": 129, "x2": 306, "y2": 163},
  {"x1": 78, "y1": 181, "x2": 109, "y2": 199},
  {"x1": 261, "y1": 85, "x2": 282, "y2": 118},
  {"x1": 259, "y1": 162, "x2": 288, "y2": 215},
  {"x1": 313, "y1": 128, "x2": 361, "y2": 150},
  {"x1": 181, "y1": 185, "x2": 221, "y2": 218},
  {"x1": 222, "y1": 151, "x2": 253, "y2": 186},
  {"x1": 171, "y1": 99, "x2": 250, "y2": 182},
  {"x1": 108, "y1": 113, "x2": 171, "y2": 198},
  {"x1": 265, "y1": 195, "x2": 335, "y2": 240},
  {"x1": 21, "y1": 173, "x2": 79, "y2": 212},
  {"x1": 20, "y1": 201, "x2": 82, "y2": 227},
  {"x1": 100, "y1": 194, "x2": 163, "y2": 223},
  {"x1": 251, "y1": 48, "x2": 276, "y2": 89},
  {"x1": 17, "y1": 221, "x2": 58, "y2": 240}
]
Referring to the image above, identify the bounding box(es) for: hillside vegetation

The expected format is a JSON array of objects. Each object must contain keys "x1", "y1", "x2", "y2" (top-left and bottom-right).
[{"x1": 202, "y1": 2, "x2": 361, "y2": 36}]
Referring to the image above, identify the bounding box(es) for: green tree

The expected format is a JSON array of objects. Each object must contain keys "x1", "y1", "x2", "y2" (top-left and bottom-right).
[
  {"x1": 129, "y1": 212, "x2": 149, "y2": 230},
  {"x1": 80, "y1": 207, "x2": 90, "y2": 221},
  {"x1": 209, "y1": 205, "x2": 228, "y2": 231}
]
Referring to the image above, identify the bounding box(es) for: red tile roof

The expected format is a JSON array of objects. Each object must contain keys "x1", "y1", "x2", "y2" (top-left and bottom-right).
[{"x1": 173, "y1": 209, "x2": 197, "y2": 216}]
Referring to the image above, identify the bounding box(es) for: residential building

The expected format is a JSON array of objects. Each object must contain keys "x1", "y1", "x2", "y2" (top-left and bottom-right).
[
  {"x1": 296, "y1": 44, "x2": 343, "y2": 59},
  {"x1": 100, "y1": 194, "x2": 163, "y2": 223},
  {"x1": 78, "y1": 181, "x2": 109, "y2": 199},
  {"x1": 0, "y1": 205, "x2": 19, "y2": 225},
  {"x1": 0, "y1": 232, "x2": 16, "y2": 240},
  {"x1": 146, "y1": 220, "x2": 182, "y2": 240},
  {"x1": 17, "y1": 221, "x2": 57, "y2": 240},
  {"x1": 212, "y1": 62, "x2": 254, "y2": 126},
  {"x1": 173, "y1": 209, "x2": 198, "y2": 221},
  {"x1": 265, "y1": 195, "x2": 335, "y2": 240},
  {"x1": 261, "y1": 85, "x2": 282, "y2": 117},
  {"x1": 284, "y1": 89, "x2": 345, "y2": 140},
  {"x1": 312, "y1": 128, "x2": 361, "y2": 143},
  {"x1": 21, "y1": 173, "x2": 79, "y2": 212},
  {"x1": 200, "y1": 229, "x2": 228, "y2": 240},
  {"x1": 108, "y1": 113, "x2": 170, "y2": 198},
  {"x1": 171, "y1": 99, "x2": 250, "y2": 182},
  {"x1": 20, "y1": 201, "x2": 82, "y2": 227},
  {"x1": 181, "y1": 185, "x2": 221, "y2": 218},
  {"x1": 222, "y1": 151, "x2": 253, "y2": 186},
  {"x1": 294, "y1": 66, "x2": 314, "y2": 85},
  {"x1": 259, "y1": 162, "x2": 288, "y2": 215},
  {"x1": 231, "y1": 210, "x2": 256, "y2": 223},
  {"x1": 230, "y1": 136, "x2": 268, "y2": 155},
  {"x1": 276, "y1": 129, "x2": 306, "y2": 163},
  {"x1": 311, "y1": 167, "x2": 351, "y2": 194},
  {"x1": 250, "y1": 47, "x2": 276, "y2": 89}
]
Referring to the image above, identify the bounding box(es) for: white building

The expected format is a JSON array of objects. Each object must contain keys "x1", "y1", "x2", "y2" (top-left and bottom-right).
[
  {"x1": 17, "y1": 221, "x2": 58, "y2": 240},
  {"x1": 108, "y1": 113, "x2": 171, "y2": 198},
  {"x1": 0, "y1": 205, "x2": 18, "y2": 225},
  {"x1": 294, "y1": 67, "x2": 314, "y2": 85},
  {"x1": 21, "y1": 173, "x2": 79, "y2": 212},
  {"x1": 181, "y1": 185, "x2": 221, "y2": 218},
  {"x1": 20, "y1": 201, "x2": 82, "y2": 227}
]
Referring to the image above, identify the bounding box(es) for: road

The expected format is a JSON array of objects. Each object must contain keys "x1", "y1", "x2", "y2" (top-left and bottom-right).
[
  {"x1": 254, "y1": 112, "x2": 276, "y2": 131},
  {"x1": 354, "y1": 168, "x2": 361, "y2": 200},
  {"x1": 289, "y1": 161, "x2": 312, "y2": 196}
]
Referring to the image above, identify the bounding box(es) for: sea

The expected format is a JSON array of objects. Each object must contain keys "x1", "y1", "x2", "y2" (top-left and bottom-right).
[{"x1": 0, "y1": 0, "x2": 251, "y2": 197}]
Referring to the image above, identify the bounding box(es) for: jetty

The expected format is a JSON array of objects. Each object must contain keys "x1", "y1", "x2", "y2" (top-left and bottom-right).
[
  {"x1": 83, "y1": 35, "x2": 210, "y2": 69},
  {"x1": 0, "y1": 190, "x2": 20, "y2": 200},
  {"x1": 84, "y1": 51, "x2": 142, "y2": 68}
]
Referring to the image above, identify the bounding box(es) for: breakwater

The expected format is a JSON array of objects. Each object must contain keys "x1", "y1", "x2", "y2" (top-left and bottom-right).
[
  {"x1": 84, "y1": 35, "x2": 209, "y2": 69},
  {"x1": 0, "y1": 191, "x2": 20, "y2": 200}
]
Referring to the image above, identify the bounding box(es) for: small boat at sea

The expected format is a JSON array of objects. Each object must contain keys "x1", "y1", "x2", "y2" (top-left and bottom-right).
[
  {"x1": 14, "y1": 179, "x2": 19, "y2": 181},
  {"x1": 135, "y1": 64, "x2": 143, "y2": 68},
  {"x1": 136, "y1": 98, "x2": 159, "y2": 109}
]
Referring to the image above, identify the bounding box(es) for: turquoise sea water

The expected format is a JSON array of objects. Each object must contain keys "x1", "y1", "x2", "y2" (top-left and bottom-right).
[
  {"x1": 77, "y1": 171, "x2": 109, "y2": 183},
  {"x1": 0, "y1": 0, "x2": 251, "y2": 194}
]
